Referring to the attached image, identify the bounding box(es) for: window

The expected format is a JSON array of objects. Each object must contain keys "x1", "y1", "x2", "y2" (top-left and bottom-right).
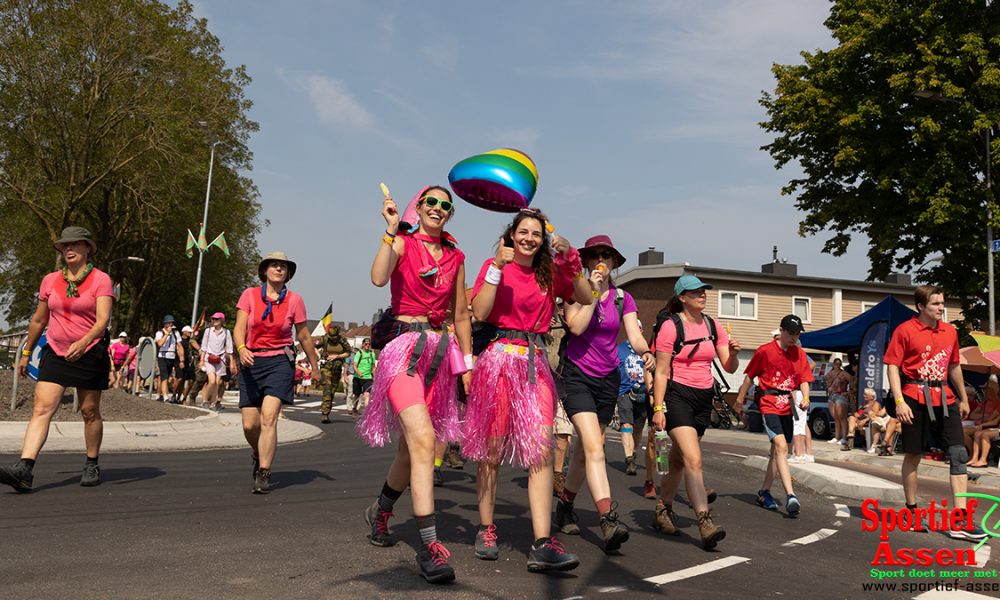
[
  {"x1": 792, "y1": 297, "x2": 811, "y2": 323},
  {"x1": 719, "y1": 291, "x2": 757, "y2": 320},
  {"x1": 861, "y1": 302, "x2": 877, "y2": 313}
]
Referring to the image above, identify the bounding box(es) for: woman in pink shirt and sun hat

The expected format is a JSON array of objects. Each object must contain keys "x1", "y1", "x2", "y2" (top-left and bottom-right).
[
  {"x1": 554, "y1": 235, "x2": 651, "y2": 554},
  {"x1": 200, "y1": 311, "x2": 234, "y2": 409},
  {"x1": 358, "y1": 185, "x2": 472, "y2": 585},
  {"x1": 0, "y1": 226, "x2": 114, "y2": 492},
  {"x1": 234, "y1": 251, "x2": 320, "y2": 495},
  {"x1": 463, "y1": 209, "x2": 593, "y2": 573}
]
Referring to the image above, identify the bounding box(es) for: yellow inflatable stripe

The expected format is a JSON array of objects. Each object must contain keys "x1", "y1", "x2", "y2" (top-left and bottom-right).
[{"x1": 486, "y1": 148, "x2": 538, "y2": 182}]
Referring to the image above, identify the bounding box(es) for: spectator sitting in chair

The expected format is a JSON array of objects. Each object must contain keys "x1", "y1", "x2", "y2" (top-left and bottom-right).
[
  {"x1": 867, "y1": 393, "x2": 900, "y2": 456},
  {"x1": 967, "y1": 379, "x2": 1000, "y2": 468},
  {"x1": 842, "y1": 388, "x2": 885, "y2": 451}
]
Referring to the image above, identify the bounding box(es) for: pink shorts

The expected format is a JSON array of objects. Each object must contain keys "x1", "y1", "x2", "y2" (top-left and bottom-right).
[
  {"x1": 388, "y1": 371, "x2": 437, "y2": 416},
  {"x1": 202, "y1": 360, "x2": 227, "y2": 377}
]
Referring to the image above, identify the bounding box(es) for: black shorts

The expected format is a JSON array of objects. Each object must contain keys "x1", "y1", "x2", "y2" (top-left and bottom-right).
[
  {"x1": 37, "y1": 341, "x2": 110, "y2": 391},
  {"x1": 157, "y1": 356, "x2": 178, "y2": 379},
  {"x1": 900, "y1": 396, "x2": 964, "y2": 455},
  {"x1": 763, "y1": 413, "x2": 794, "y2": 444},
  {"x1": 353, "y1": 377, "x2": 373, "y2": 396},
  {"x1": 616, "y1": 391, "x2": 650, "y2": 428},
  {"x1": 239, "y1": 354, "x2": 295, "y2": 407},
  {"x1": 665, "y1": 380, "x2": 715, "y2": 437},
  {"x1": 561, "y1": 359, "x2": 620, "y2": 424}
]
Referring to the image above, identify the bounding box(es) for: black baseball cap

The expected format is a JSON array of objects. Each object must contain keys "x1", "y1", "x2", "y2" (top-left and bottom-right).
[{"x1": 780, "y1": 314, "x2": 805, "y2": 334}]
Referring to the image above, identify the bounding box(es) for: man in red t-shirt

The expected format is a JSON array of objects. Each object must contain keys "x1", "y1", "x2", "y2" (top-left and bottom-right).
[
  {"x1": 735, "y1": 314, "x2": 812, "y2": 518},
  {"x1": 885, "y1": 285, "x2": 986, "y2": 541}
]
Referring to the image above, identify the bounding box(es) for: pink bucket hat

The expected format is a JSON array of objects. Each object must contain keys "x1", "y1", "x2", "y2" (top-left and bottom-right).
[{"x1": 211, "y1": 312, "x2": 225, "y2": 320}]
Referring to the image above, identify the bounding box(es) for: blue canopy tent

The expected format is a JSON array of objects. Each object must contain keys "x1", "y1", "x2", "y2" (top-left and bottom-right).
[
  {"x1": 799, "y1": 296, "x2": 916, "y2": 353},
  {"x1": 799, "y1": 296, "x2": 916, "y2": 408}
]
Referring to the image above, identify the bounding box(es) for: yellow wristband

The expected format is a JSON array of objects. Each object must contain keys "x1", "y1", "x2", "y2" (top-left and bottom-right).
[
  {"x1": 652, "y1": 405, "x2": 665, "y2": 413},
  {"x1": 381, "y1": 235, "x2": 395, "y2": 245},
  {"x1": 591, "y1": 289, "x2": 600, "y2": 298},
  {"x1": 237, "y1": 344, "x2": 247, "y2": 352},
  {"x1": 574, "y1": 271, "x2": 584, "y2": 280},
  {"x1": 894, "y1": 397, "x2": 905, "y2": 406},
  {"x1": 21, "y1": 349, "x2": 30, "y2": 357}
]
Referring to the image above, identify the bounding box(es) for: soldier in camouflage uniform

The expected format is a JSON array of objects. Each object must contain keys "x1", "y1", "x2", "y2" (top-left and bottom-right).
[{"x1": 320, "y1": 325, "x2": 351, "y2": 423}]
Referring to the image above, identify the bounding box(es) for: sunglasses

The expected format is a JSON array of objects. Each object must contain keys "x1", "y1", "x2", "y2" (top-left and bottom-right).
[
  {"x1": 590, "y1": 250, "x2": 615, "y2": 260},
  {"x1": 419, "y1": 196, "x2": 454, "y2": 212}
]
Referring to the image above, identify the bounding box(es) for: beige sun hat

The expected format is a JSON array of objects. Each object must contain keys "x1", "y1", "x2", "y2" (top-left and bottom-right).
[{"x1": 258, "y1": 251, "x2": 297, "y2": 282}]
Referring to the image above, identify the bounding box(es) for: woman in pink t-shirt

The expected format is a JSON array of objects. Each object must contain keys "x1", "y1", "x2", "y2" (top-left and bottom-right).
[
  {"x1": 233, "y1": 251, "x2": 319, "y2": 495},
  {"x1": 0, "y1": 227, "x2": 113, "y2": 493},
  {"x1": 649, "y1": 275, "x2": 740, "y2": 549},
  {"x1": 108, "y1": 332, "x2": 131, "y2": 389},
  {"x1": 357, "y1": 185, "x2": 472, "y2": 584},
  {"x1": 463, "y1": 209, "x2": 592, "y2": 572}
]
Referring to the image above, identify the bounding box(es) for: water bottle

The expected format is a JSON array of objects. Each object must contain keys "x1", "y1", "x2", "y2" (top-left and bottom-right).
[{"x1": 654, "y1": 431, "x2": 672, "y2": 475}]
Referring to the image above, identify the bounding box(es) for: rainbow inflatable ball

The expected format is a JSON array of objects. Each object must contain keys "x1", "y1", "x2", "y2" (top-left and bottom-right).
[{"x1": 448, "y1": 148, "x2": 538, "y2": 213}]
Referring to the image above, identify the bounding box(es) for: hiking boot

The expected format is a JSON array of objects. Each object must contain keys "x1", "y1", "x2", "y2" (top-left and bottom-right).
[
  {"x1": 687, "y1": 487, "x2": 718, "y2": 509},
  {"x1": 251, "y1": 455, "x2": 260, "y2": 483},
  {"x1": 446, "y1": 447, "x2": 464, "y2": 469},
  {"x1": 653, "y1": 499, "x2": 680, "y2": 536},
  {"x1": 80, "y1": 462, "x2": 101, "y2": 487},
  {"x1": 252, "y1": 468, "x2": 271, "y2": 494},
  {"x1": 554, "y1": 498, "x2": 581, "y2": 535},
  {"x1": 527, "y1": 537, "x2": 579, "y2": 573},
  {"x1": 697, "y1": 510, "x2": 726, "y2": 549},
  {"x1": 643, "y1": 479, "x2": 657, "y2": 499},
  {"x1": 433, "y1": 467, "x2": 443, "y2": 488},
  {"x1": 756, "y1": 489, "x2": 778, "y2": 510},
  {"x1": 553, "y1": 471, "x2": 566, "y2": 497},
  {"x1": 599, "y1": 502, "x2": 630, "y2": 553},
  {"x1": 364, "y1": 501, "x2": 395, "y2": 547},
  {"x1": 786, "y1": 494, "x2": 801, "y2": 517},
  {"x1": 321, "y1": 413, "x2": 331, "y2": 424},
  {"x1": 474, "y1": 524, "x2": 499, "y2": 560},
  {"x1": 625, "y1": 455, "x2": 637, "y2": 476},
  {"x1": 0, "y1": 461, "x2": 33, "y2": 493},
  {"x1": 416, "y1": 541, "x2": 455, "y2": 584}
]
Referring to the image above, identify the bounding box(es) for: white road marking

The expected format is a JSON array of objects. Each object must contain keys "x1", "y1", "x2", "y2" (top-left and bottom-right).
[
  {"x1": 834, "y1": 503, "x2": 850, "y2": 518},
  {"x1": 297, "y1": 401, "x2": 322, "y2": 408},
  {"x1": 781, "y1": 528, "x2": 838, "y2": 546},
  {"x1": 975, "y1": 544, "x2": 991, "y2": 567},
  {"x1": 915, "y1": 591, "x2": 997, "y2": 599},
  {"x1": 719, "y1": 451, "x2": 747, "y2": 459},
  {"x1": 597, "y1": 586, "x2": 627, "y2": 593},
  {"x1": 643, "y1": 556, "x2": 751, "y2": 585}
]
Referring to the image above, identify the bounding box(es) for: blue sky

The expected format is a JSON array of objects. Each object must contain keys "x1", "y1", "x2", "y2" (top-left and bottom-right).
[{"x1": 191, "y1": 0, "x2": 866, "y2": 325}]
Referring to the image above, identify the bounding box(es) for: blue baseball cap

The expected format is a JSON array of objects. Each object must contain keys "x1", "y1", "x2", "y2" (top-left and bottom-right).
[{"x1": 674, "y1": 275, "x2": 712, "y2": 296}]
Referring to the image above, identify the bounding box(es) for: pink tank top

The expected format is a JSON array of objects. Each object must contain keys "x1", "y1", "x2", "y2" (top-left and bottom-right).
[
  {"x1": 390, "y1": 233, "x2": 465, "y2": 326},
  {"x1": 110, "y1": 342, "x2": 131, "y2": 363}
]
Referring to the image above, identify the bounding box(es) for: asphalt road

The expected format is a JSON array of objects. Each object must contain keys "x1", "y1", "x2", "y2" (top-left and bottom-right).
[{"x1": 2, "y1": 409, "x2": 997, "y2": 600}]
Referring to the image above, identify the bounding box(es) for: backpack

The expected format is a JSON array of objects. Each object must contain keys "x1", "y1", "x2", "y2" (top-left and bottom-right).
[
  {"x1": 554, "y1": 288, "x2": 625, "y2": 371},
  {"x1": 651, "y1": 311, "x2": 730, "y2": 396}
]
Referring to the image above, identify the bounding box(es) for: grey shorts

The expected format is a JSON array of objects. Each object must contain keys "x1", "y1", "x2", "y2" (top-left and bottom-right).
[{"x1": 616, "y1": 391, "x2": 650, "y2": 428}]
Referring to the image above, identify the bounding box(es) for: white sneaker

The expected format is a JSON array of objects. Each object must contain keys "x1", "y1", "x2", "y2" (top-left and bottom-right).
[
  {"x1": 827, "y1": 438, "x2": 840, "y2": 444},
  {"x1": 867, "y1": 446, "x2": 877, "y2": 454},
  {"x1": 804, "y1": 455, "x2": 815, "y2": 463},
  {"x1": 789, "y1": 455, "x2": 804, "y2": 464}
]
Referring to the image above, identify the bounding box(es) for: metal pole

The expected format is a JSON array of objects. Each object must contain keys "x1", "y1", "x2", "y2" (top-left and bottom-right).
[
  {"x1": 988, "y1": 127, "x2": 995, "y2": 335},
  {"x1": 10, "y1": 338, "x2": 25, "y2": 411},
  {"x1": 191, "y1": 142, "x2": 219, "y2": 327}
]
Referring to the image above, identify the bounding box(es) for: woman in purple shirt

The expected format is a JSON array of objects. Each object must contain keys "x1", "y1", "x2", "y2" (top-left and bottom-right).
[{"x1": 553, "y1": 235, "x2": 652, "y2": 554}]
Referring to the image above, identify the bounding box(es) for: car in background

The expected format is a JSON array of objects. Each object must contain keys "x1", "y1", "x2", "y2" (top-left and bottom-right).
[{"x1": 807, "y1": 377, "x2": 835, "y2": 440}]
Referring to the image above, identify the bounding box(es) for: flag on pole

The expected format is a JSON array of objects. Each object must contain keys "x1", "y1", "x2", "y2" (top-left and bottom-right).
[
  {"x1": 185, "y1": 229, "x2": 197, "y2": 258},
  {"x1": 320, "y1": 303, "x2": 333, "y2": 331},
  {"x1": 195, "y1": 309, "x2": 206, "y2": 335},
  {"x1": 197, "y1": 223, "x2": 208, "y2": 251},
  {"x1": 209, "y1": 232, "x2": 231, "y2": 258}
]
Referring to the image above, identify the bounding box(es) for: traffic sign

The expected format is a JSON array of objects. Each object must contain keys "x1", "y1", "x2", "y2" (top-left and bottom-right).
[
  {"x1": 26, "y1": 331, "x2": 46, "y2": 381},
  {"x1": 992, "y1": 239, "x2": 1000, "y2": 253}
]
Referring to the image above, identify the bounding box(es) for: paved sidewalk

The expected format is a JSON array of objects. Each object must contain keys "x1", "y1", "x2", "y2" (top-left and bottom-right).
[
  {"x1": 699, "y1": 427, "x2": 1000, "y2": 501},
  {"x1": 0, "y1": 409, "x2": 323, "y2": 454}
]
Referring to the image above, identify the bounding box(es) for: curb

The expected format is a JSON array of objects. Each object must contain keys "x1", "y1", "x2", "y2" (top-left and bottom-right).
[{"x1": 742, "y1": 455, "x2": 905, "y2": 503}]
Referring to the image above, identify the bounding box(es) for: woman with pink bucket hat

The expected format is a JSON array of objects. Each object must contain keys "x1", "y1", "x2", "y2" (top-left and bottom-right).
[{"x1": 200, "y1": 311, "x2": 235, "y2": 409}]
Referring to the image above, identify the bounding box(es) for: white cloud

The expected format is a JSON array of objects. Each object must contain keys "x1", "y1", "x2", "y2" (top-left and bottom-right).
[{"x1": 297, "y1": 73, "x2": 377, "y2": 131}]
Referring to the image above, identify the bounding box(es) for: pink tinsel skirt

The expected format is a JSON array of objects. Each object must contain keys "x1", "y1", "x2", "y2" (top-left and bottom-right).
[
  {"x1": 461, "y1": 341, "x2": 556, "y2": 469},
  {"x1": 356, "y1": 330, "x2": 461, "y2": 447}
]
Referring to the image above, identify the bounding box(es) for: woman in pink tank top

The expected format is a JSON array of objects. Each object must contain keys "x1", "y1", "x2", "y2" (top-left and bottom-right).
[{"x1": 357, "y1": 185, "x2": 472, "y2": 583}]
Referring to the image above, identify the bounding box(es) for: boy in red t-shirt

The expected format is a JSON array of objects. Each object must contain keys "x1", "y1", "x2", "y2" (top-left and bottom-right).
[
  {"x1": 885, "y1": 285, "x2": 986, "y2": 541},
  {"x1": 735, "y1": 315, "x2": 812, "y2": 517}
]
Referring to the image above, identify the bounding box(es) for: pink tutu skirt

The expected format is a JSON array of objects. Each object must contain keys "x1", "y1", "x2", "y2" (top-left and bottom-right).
[
  {"x1": 356, "y1": 330, "x2": 461, "y2": 447},
  {"x1": 461, "y1": 341, "x2": 556, "y2": 469}
]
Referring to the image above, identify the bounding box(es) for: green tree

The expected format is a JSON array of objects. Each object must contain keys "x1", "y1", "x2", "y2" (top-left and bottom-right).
[
  {"x1": 0, "y1": 0, "x2": 261, "y2": 334},
  {"x1": 761, "y1": 0, "x2": 1000, "y2": 327}
]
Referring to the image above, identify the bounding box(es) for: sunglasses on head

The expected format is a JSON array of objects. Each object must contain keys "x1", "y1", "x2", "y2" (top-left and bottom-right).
[{"x1": 419, "y1": 196, "x2": 454, "y2": 212}]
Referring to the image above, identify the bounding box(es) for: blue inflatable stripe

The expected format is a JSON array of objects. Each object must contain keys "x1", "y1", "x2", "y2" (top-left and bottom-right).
[{"x1": 448, "y1": 161, "x2": 535, "y2": 203}]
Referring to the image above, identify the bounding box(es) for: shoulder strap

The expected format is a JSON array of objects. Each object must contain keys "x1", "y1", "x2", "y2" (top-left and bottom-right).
[
  {"x1": 615, "y1": 288, "x2": 625, "y2": 320},
  {"x1": 670, "y1": 313, "x2": 685, "y2": 355}
]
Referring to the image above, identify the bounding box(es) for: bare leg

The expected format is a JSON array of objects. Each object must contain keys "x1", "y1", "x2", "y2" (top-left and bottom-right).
[
  {"x1": 396, "y1": 403, "x2": 437, "y2": 517},
  {"x1": 77, "y1": 389, "x2": 104, "y2": 458},
  {"x1": 553, "y1": 433, "x2": 570, "y2": 474},
  {"x1": 527, "y1": 434, "x2": 555, "y2": 540},
  {"x1": 564, "y1": 412, "x2": 611, "y2": 504},
  {"x1": 902, "y1": 453, "x2": 921, "y2": 505},
  {"x1": 477, "y1": 459, "x2": 499, "y2": 525},
  {"x1": 20, "y1": 382, "x2": 66, "y2": 460}
]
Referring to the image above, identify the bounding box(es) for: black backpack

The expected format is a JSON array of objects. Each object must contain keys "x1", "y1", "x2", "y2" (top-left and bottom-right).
[{"x1": 651, "y1": 310, "x2": 730, "y2": 396}]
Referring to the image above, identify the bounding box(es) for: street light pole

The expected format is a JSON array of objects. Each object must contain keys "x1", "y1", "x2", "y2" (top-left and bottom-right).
[{"x1": 191, "y1": 141, "x2": 222, "y2": 328}]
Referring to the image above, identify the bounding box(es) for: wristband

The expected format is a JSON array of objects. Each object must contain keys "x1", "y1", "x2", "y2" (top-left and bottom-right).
[
  {"x1": 385, "y1": 229, "x2": 396, "y2": 238},
  {"x1": 652, "y1": 405, "x2": 665, "y2": 413},
  {"x1": 21, "y1": 349, "x2": 30, "y2": 357},
  {"x1": 381, "y1": 235, "x2": 395, "y2": 246},
  {"x1": 642, "y1": 351, "x2": 653, "y2": 358},
  {"x1": 894, "y1": 397, "x2": 905, "y2": 406},
  {"x1": 485, "y1": 265, "x2": 502, "y2": 285},
  {"x1": 591, "y1": 289, "x2": 600, "y2": 298},
  {"x1": 237, "y1": 344, "x2": 246, "y2": 352},
  {"x1": 464, "y1": 354, "x2": 474, "y2": 370},
  {"x1": 573, "y1": 270, "x2": 584, "y2": 280}
]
